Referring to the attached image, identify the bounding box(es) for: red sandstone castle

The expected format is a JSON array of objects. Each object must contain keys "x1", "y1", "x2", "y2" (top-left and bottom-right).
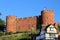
[{"x1": 6, "y1": 10, "x2": 58, "y2": 32}]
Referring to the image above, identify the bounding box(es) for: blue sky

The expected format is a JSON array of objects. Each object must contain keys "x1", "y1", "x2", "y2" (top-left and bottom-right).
[{"x1": 0, "y1": 0, "x2": 60, "y2": 22}]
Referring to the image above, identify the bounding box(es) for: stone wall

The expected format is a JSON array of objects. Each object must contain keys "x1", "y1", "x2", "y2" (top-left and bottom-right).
[
  {"x1": 17, "y1": 16, "x2": 38, "y2": 31},
  {"x1": 6, "y1": 16, "x2": 17, "y2": 32},
  {"x1": 6, "y1": 10, "x2": 55, "y2": 32},
  {"x1": 41, "y1": 10, "x2": 54, "y2": 26}
]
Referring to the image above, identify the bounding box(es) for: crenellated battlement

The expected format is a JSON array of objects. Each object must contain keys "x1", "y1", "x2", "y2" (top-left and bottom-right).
[
  {"x1": 6, "y1": 10, "x2": 55, "y2": 32},
  {"x1": 18, "y1": 16, "x2": 38, "y2": 20}
]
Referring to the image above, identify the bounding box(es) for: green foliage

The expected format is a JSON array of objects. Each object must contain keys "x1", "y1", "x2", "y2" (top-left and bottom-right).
[
  {"x1": 16, "y1": 34, "x2": 31, "y2": 40},
  {"x1": 16, "y1": 29, "x2": 40, "y2": 35},
  {"x1": 5, "y1": 32, "x2": 13, "y2": 35},
  {"x1": 0, "y1": 32, "x2": 12, "y2": 36},
  {"x1": 0, "y1": 31, "x2": 4, "y2": 36},
  {"x1": 0, "y1": 29, "x2": 40, "y2": 40},
  {"x1": 58, "y1": 24, "x2": 60, "y2": 31},
  {"x1": 16, "y1": 30, "x2": 28, "y2": 33},
  {"x1": 0, "y1": 18, "x2": 5, "y2": 31},
  {"x1": 0, "y1": 33, "x2": 31, "y2": 40},
  {"x1": 31, "y1": 29, "x2": 40, "y2": 34},
  {"x1": 0, "y1": 18, "x2": 5, "y2": 25}
]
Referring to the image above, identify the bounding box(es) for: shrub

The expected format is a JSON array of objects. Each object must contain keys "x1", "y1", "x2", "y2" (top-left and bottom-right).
[
  {"x1": 16, "y1": 30, "x2": 28, "y2": 33},
  {"x1": 5, "y1": 32, "x2": 13, "y2": 35}
]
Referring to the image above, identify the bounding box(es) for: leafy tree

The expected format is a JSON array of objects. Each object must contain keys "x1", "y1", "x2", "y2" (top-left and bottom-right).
[
  {"x1": 0, "y1": 19, "x2": 5, "y2": 25},
  {"x1": 0, "y1": 18, "x2": 5, "y2": 31},
  {"x1": 58, "y1": 23, "x2": 60, "y2": 31}
]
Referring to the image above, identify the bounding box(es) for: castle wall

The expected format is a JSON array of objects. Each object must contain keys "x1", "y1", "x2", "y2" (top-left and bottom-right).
[
  {"x1": 17, "y1": 16, "x2": 38, "y2": 31},
  {"x1": 41, "y1": 10, "x2": 54, "y2": 26},
  {"x1": 6, "y1": 16, "x2": 17, "y2": 32},
  {"x1": 6, "y1": 10, "x2": 56, "y2": 32},
  {"x1": 6, "y1": 10, "x2": 59, "y2": 40}
]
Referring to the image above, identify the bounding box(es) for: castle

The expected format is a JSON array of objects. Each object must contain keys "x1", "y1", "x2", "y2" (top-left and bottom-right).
[{"x1": 6, "y1": 10, "x2": 58, "y2": 32}]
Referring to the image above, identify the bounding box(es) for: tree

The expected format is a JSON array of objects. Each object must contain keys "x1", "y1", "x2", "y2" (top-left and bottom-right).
[
  {"x1": 0, "y1": 18, "x2": 5, "y2": 31},
  {"x1": 58, "y1": 23, "x2": 60, "y2": 31},
  {"x1": 0, "y1": 19, "x2": 5, "y2": 25}
]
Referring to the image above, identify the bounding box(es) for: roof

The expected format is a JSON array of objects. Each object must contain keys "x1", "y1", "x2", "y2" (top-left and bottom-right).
[{"x1": 45, "y1": 24, "x2": 58, "y2": 31}]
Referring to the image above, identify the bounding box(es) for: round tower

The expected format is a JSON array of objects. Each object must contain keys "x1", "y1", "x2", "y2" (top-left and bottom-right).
[
  {"x1": 6, "y1": 16, "x2": 17, "y2": 32},
  {"x1": 41, "y1": 10, "x2": 54, "y2": 26}
]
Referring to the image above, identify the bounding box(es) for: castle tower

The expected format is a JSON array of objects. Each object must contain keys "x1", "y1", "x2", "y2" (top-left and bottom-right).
[
  {"x1": 6, "y1": 16, "x2": 17, "y2": 32},
  {"x1": 41, "y1": 10, "x2": 54, "y2": 26}
]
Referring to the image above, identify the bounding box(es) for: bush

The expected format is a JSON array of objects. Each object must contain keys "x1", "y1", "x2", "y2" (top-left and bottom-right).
[
  {"x1": 5, "y1": 32, "x2": 13, "y2": 35},
  {"x1": 16, "y1": 30, "x2": 28, "y2": 33},
  {"x1": 31, "y1": 29, "x2": 40, "y2": 34},
  {"x1": 16, "y1": 34, "x2": 31, "y2": 40}
]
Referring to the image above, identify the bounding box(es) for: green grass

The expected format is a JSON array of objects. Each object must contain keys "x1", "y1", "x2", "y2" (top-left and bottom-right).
[
  {"x1": 0, "y1": 29, "x2": 40, "y2": 40},
  {"x1": 0, "y1": 34, "x2": 31, "y2": 40}
]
